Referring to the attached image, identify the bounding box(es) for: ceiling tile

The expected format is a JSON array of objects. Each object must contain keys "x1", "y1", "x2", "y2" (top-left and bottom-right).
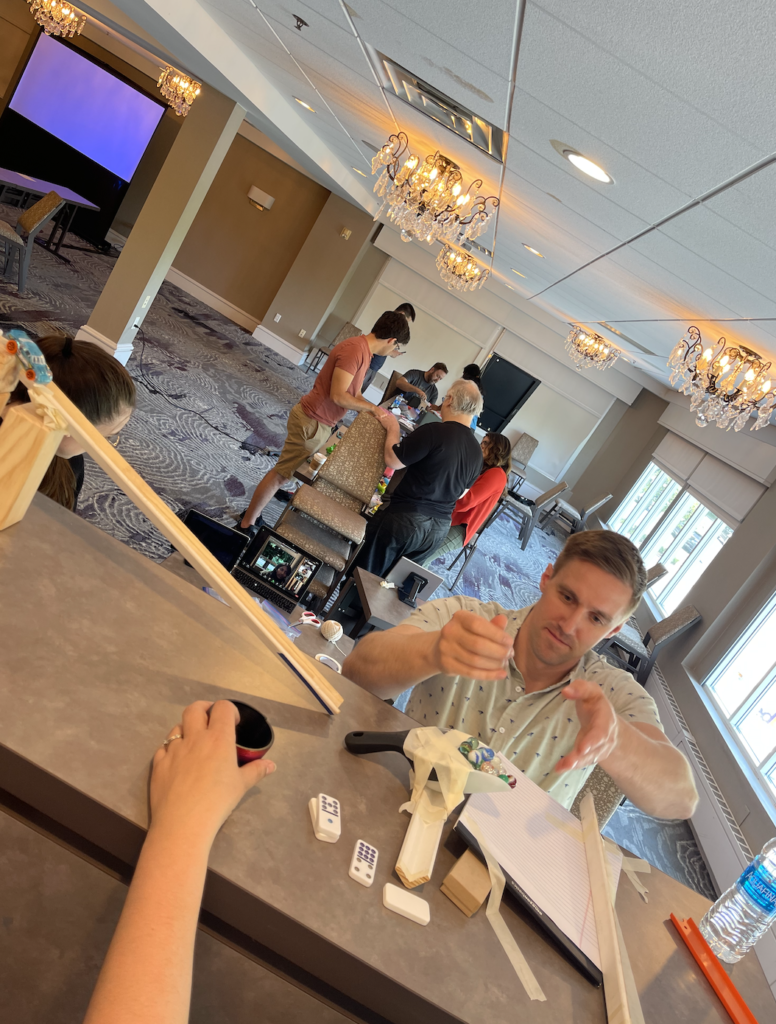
[{"x1": 516, "y1": 4, "x2": 768, "y2": 195}]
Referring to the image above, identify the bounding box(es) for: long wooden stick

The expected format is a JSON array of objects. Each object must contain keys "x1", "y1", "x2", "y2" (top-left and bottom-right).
[
  {"x1": 580, "y1": 793, "x2": 631, "y2": 1024},
  {"x1": 27, "y1": 381, "x2": 343, "y2": 714}
]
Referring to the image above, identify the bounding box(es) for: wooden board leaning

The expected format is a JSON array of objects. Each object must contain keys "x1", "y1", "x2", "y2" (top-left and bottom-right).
[{"x1": 0, "y1": 337, "x2": 342, "y2": 714}]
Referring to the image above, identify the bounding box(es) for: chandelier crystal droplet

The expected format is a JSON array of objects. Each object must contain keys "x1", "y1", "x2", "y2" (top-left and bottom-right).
[
  {"x1": 371, "y1": 133, "x2": 499, "y2": 249},
  {"x1": 565, "y1": 327, "x2": 619, "y2": 371},
  {"x1": 435, "y1": 244, "x2": 489, "y2": 292},
  {"x1": 157, "y1": 66, "x2": 202, "y2": 117},
  {"x1": 27, "y1": 0, "x2": 86, "y2": 38},
  {"x1": 668, "y1": 326, "x2": 775, "y2": 431}
]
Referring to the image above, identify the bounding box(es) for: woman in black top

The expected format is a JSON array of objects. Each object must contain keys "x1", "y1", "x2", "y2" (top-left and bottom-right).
[{"x1": 9, "y1": 335, "x2": 136, "y2": 511}]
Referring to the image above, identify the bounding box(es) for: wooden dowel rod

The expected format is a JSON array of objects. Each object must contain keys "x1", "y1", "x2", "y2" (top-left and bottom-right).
[
  {"x1": 580, "y1": 793, "x2": 631, "y2": 1024},
  {"x1": 33, "y1": 382, "x2": 343, "y2": 713}
]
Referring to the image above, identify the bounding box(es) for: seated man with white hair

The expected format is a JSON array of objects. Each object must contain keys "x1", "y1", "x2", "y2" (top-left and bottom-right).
[{"x1": 354, "y1": 378, "x2": 484, "y2": 578}]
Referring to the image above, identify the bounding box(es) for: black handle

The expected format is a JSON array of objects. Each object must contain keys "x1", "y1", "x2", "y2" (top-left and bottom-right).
[{"x1": 344, "y1": 730, "x2": 410, "y2": 757}]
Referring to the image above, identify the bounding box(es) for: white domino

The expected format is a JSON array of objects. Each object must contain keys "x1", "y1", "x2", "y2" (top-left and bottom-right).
[
  {"x1": 308, "y1": 794, "x2": 341, "y2": 843},
  {"x1": 383, "y1": 883, "x2": 430, "y2": 926},
  {"x1": 349, "y1": 840, "x2": 378, "y2": 887}
]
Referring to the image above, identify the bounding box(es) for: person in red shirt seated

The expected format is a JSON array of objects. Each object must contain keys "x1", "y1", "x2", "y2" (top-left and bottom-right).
[
  {"x1": 421, "y1": 432, "x2": 511, "y2": 567},
  {"x1": 239, "y1": 310, "x2": 410, "y2": 534}
]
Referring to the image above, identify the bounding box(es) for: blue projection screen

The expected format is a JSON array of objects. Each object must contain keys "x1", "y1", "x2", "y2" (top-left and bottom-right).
[{"x1": 10, "y1": 34, "x2": 164, "y2": 181}]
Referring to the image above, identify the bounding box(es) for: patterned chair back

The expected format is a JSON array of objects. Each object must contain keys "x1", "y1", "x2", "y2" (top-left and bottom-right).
[
  {"x1": 511, "y1": 432, "x2": 538, "y2": 468},
  {"x1": 316, "y1": 411, "x2": 387, "y2": 506},
  {"x1": 16, "y1": 192, "x2": 64, "y2": 239}
]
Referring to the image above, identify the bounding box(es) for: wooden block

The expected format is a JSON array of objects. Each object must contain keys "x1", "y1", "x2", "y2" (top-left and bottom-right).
[
  {"x1": 440, "y1": 883, "x2": 477, "y2": 918},
  {"x1": 440, "y1": 849, "x2": 492, "y2": 916},
  {"x1": 0, "y1": 403, "x2": 64, "y2": 529}
]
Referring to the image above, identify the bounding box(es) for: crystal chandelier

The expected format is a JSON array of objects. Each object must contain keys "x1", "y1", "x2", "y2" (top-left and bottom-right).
[
  {"x1": 668, "y1": 326, "x2": 775, "y2": 431},
  {"x1": 372, "y1": 133, "x2": 499, "y2": 247},
  {"x1": 27, "y1": 0, "x2": 86, "y2": 38},
  {"x1": 565, "y1": 327, "x2": 619, "y2": 371},
  {"x1": 157, "y1": 66, "x2": 202, "y2": 117},
  {"x1": 436, "y1": 245, "x2": 489, "y2": 292}
]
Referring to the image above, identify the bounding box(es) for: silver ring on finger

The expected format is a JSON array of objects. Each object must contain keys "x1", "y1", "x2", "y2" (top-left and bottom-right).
[{"x1": 163, "y1": 734, "x2": 183, "y2": 748}]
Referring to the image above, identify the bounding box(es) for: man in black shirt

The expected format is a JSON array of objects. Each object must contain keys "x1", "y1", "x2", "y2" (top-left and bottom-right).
[{"x1": 354, "y1": 379, "x2": 483, "y2": 577}]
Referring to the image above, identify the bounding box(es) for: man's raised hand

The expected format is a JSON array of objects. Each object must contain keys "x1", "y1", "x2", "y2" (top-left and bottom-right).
[
  {"x1": 432, "y1": 611, "x2": 513, "y2": 681},
  {"x1": 554, "y1": 679, "x2": 620, "y2": 773}
]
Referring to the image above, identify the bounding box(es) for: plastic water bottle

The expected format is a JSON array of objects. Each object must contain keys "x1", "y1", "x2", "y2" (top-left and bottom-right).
[{"x1": 699, "y1": 838, "x2": 776, "y2": 962}]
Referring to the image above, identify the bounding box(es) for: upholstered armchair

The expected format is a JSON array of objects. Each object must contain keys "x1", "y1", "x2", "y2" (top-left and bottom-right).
[{"x1": 274, "y1": 411, "x2": 388, "y2": 607}]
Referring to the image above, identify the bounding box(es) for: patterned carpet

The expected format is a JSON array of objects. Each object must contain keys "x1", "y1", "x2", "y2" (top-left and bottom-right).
[{"x1": 0, "y1": 215, "x2": 714, "y2": 900}]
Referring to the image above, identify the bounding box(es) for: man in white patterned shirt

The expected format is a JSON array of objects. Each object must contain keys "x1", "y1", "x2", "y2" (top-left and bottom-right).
[{"x1": 343, "y1": 531, "x2": 698, "y2": 818}]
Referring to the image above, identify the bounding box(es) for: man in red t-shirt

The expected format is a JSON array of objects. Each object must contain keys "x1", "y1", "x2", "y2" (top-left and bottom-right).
[{"x1": 239, "y1": 310, "x2": 410, "y2": 532}]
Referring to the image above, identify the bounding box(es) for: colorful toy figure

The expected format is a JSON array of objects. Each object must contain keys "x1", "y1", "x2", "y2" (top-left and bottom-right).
[
  {"x1": 1, "y1": 331, "x2": 53, "y2": 386},
  {"x1": 459, "y1": 736, "x2": 518, "y2": 789}
]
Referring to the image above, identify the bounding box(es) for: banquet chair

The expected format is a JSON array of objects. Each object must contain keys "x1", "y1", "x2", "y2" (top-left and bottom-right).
[
  {"x1": 493, "y1": 481, "x2": 568, "y2": 551},
  {"x1": 0, "y1": 191, "x2": 65, "y2": 294},
  {"x1": 274, "y1": 411, "x2": 387, "y2": 608},
  {"x1": 646, "y1": 563, "x2": 668, "y2": 589},
  {"x1": 570, "y1": 766, "x2": 624, "y2": 829},
  {"x1": 508, "y1": 433, "x2": 538, "y2": 494},
  {"x1": 443, "y1": 499, "x2": 506, "y2": 590},
  {"x1": 596, "y1": 604, "x2": 702, "y2": 685},
  {"x1": 541, "y1": 493, "x2": 613, "y2": 536}
]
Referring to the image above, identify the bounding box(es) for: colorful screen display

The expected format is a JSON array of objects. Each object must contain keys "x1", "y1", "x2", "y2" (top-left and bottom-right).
[
  {"x1": 10, "y1": 34, "x2": 164, "y2": 181},
  {"x1": 249, "y1": 538, "x2": 318, "y2": 597}
]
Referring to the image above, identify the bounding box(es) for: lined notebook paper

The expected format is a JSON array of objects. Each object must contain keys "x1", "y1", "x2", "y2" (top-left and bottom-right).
[{"x1": 458, "y1": 755, "x2": 622, "y2": 970}]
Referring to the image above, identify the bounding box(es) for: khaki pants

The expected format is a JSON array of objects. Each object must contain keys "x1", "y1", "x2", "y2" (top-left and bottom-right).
[{"x1": 274, "y1": 403, "x2": 331, "y2": 481}]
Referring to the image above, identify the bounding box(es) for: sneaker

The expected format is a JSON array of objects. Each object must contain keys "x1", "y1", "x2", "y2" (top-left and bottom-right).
[{"x1": 235, "y1": 512, "x2": 263, "y2": 538}]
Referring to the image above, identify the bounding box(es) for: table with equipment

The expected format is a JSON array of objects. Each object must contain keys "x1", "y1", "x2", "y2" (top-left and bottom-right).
[
  {"x1": 0, "y1": 167, "x2": 100, "y2": 259},
  {"x1": 1, "y1": 496, "x2": 774, "y2": 1024},
  {"x1": 329, "y1": 566, "x2": 429, "y2": 638}
]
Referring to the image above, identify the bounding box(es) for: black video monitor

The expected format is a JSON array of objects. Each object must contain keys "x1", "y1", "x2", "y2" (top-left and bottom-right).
[{"x1": 478, "y1": 355, "x2": 540, "y2": 433}]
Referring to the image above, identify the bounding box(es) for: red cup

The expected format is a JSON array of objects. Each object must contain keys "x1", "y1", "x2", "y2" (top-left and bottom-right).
[{"x1": 211, "y1": 700, "x2": 274, "y2": 766}]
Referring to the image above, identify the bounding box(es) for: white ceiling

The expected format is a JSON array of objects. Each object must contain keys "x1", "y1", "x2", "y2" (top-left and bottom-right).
[{"x1": 109, "y1": 0, "x2": 776, "y2": 392}]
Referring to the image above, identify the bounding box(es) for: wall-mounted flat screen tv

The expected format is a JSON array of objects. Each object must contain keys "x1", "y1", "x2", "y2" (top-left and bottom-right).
[
  {"x1": 9, "y1": 33, "x2": 164, "y2": 182},
  {"x1": 478, "y1": 354, "x2": 540, "y2": 433}
]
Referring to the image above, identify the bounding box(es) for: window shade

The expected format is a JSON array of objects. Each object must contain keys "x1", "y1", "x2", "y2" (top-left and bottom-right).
[
  {"x1": 652, "y1": 433, "x2": 705, "y2": 483},
  {"x1": 687, "y1": 454, "x2": 766, "y2": 526}
]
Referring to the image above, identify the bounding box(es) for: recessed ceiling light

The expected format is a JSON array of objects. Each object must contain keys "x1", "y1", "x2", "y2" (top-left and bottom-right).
[
  {"x1": 294, "y1": 97, "x2": 315, "y2": 112},
  {"x1": 506, "y1": 285, "x2": 515, "y2": 291},
  {"x1": 511, "y1": 268, "x2": 526, "y2": 278},
  {"x1": 352, "y1": 167, "x2": 367, "y2": 177},
  {"x1": 523, "y1": 245, "x2": 544, "y2": 258},
  {"x1": 566, "y1": 152, "x2": 611, "y2": 183},
  {"x1": 550, "y1": 139, "x2": 613, "y2": 183}
]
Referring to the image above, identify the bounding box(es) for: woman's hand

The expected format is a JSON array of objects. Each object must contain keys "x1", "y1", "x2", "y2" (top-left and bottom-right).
[{"x1": 150, "y1": 700, "x2": 276, "y2": 844}]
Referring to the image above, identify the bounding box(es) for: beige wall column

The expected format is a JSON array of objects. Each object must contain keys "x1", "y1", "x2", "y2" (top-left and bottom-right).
[
  {"x1": 253, "y1": 194, "x2": 374, "y2": 363},
  {"x1": 76, "y1": 87, "x2": 246, "y2": 363}
]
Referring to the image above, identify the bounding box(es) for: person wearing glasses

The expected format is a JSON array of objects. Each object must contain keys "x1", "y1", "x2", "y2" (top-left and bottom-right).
[{"x1": 8, "y1": 334, "x2": 136, "y2": 511}]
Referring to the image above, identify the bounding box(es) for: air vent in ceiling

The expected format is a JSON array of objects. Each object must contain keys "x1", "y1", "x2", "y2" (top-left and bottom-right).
[{"x1": 369, "y1": 49, "x2": 505, "y2": 162}]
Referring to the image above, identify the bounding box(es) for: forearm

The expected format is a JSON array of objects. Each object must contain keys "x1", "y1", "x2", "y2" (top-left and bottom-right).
[
  {"x1": 331, "y1": 391, "x2": 379, "y2": 415},
  {"x1": 342, "y1": 628, "x2": 439, "y2": 698},
  {"x1": 600, "y1": 722, "x2": 698, "y2": 819},
  {"x1": 84, "y1": 823, "x2": 212, "y2": 1024}
]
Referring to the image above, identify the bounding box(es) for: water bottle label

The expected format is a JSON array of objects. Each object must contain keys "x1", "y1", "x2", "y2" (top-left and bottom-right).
[{"x1": 738, "y1": 862, "x2": 776, "y2": 914}]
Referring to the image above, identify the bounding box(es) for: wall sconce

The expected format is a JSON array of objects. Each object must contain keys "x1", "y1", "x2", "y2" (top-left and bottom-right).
[{"x1": 248, "y1": 186, "x2": 275, "y2": 211}]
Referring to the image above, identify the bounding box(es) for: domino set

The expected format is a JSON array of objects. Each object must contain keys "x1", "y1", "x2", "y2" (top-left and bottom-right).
[{"x1": 308, "y1": 793, "x2": 429, "y2": 926}]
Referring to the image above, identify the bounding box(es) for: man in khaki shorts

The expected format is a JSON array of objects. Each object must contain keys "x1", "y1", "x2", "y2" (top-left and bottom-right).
[{"x1": 239, "y1": 310, "x2": 410, "y2": 534}]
